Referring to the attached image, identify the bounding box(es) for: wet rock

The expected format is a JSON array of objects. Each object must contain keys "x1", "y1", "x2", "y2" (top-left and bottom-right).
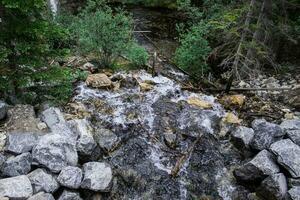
[
  {"x1": 231, "y1": 126, "x2": 254, "y2": 149},
  {"x1": 270, "y1": 139, "x2": 300, "y2": 178},
  {"x1": 250, "y1": 119, "x2": 284, "y2": 150},
  {"x1": 58, "y1": 190, "x2": 83, "y2": 200},
  {"x1": 27, "y1": 168, "x2": 59, "y2": 193},
  {"x1": 0, "y1": 100, "x2": 8, "y2": 120},
  {"x1": 0, "y1": 175, "x2": 33, "y2": 199},
  {"x1": 281, "y1": 120, "x2": 300, "y2": 146},
  {"x1": 41, "y1": 107, "x2": 65, "y2": 128},
  {"x1": 32, "y1": 133, "x2": 78, "y2": 173},
  {"x1": 94, "y1": 128, "x2": 120, "y2": 152},
  {"x1": 163, "y1": 132, "x2": 177, "y2": 148},
  {"x1": 2, "y1": 152, "x2": 32, "y2": 177},
  {"x1": 234, "y1": 150, "x2": 280, "y2": 182},
  {"x1": 187, "y1": 97, "x2": 213, "y2": 109},
  {"x1": 6, "y1": 104, "x2": 41, "y2": 132},
  {"x1": 57, "y1": 166, "x2": 82, "y2": 189},
  {"x1": 27, "y1": 192, "x2": 55, "y2": 200},
  {"x1": 257, "y1": 173, "x2": 288, "y2": 200},
  {"x1": 68, "y1": 119, "x2": 96, "y2": 155},
  {"x1": 86, "y1": 73, "x2": 112, "y2": 88},
  {"x1": 288, "y1": 186, "x2": 300, "y2": 200},
  {"x1": 5, "y1": 132, "x2": 39, "y2": 154},
  {"x1": 81, "y1": 162, "x2": 113, "y2": 192}
]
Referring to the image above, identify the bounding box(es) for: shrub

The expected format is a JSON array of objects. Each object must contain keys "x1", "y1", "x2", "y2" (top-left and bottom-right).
[
  {"x1": 174, "y1": 22, "x2": 211, "y2": 77},
  {"x1": 125, "y1": 43, "x2": 149, "y2": 68}
]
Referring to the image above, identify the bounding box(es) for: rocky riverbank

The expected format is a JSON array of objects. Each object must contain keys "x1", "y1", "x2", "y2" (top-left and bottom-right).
[{"x1": 0, "y1": 70, "x2": 299, "y2": 199}]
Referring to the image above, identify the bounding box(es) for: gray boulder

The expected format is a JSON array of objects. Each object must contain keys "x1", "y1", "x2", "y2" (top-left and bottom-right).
[
  {"x1": 27, "y1": 192, "x2": 55, "y2": 200},
  {"x1": 81, "y1": 162, "x2": 113, "y2": 192},
  {"x1": 0, "y1": 175, "x2": 33, "y2": 199},
  {"x1": 5, "y1": 132, "x2": 39, "y2": 154},
  {"x1": 68, "y1": 119, "x2": 96, "y2": 155},
  {"x1": 231, "y1": 126, "x2": 254, "y2": 149},
  {"x1": 58, "y1": 190, "x2": 83, "y2": 200},
  {"x1": 270, "y1": 139, "x2": 300, "y2": 178},
  {"x1": 32, "y1": 133, "x2": 78, "y2": 173},
  {"x1": 57, "y1": 166, "x2": 82, "y2": 189},
  {"x1": 0, "y1": 154, "x2": 6, "y2": 168},
  {"x1": 281, "y1": 120, "x2": 300, "y2": 146},
  {"x1": 257, "y1": 173, "x2": 288, "y2": 200},
  {"x1": 2, "y1": 152, "x2": 32, "y2": 177},
  {"x1": 0, "y1": 101, "x2": 8, "y2": 120},
  {"x1": 41, "y1": 107, "x2": 65, "y2": 128},
  {"x1": 94, "y1": 128, "x2": 120, "y2": 152},
  {"x1": 27, "y1": 168, "x2": 59, "y2": 193},
  {"x1": 234, "y1": 150, "x2": 280, "y2": 182},
  {"x1": 288, "y1": 186, "x2": 300, "y2": 200},
  {"x1": 250, "y1": 119, "x2": 284, "y2": 150}
]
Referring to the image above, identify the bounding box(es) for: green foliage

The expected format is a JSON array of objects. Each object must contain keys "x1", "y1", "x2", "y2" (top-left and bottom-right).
[
  {"x1": 0, "y1": 0, "x2": 77, "y2": 104},
  {"x1": 125, "y1": 43, "x2": 149, "y2": 68},
  {"x1": 174, "y1": 22, "x2": 211, "y2": 77},
  {"x1": 73, "y1": 1, "x2": 148, "y2": 69}
]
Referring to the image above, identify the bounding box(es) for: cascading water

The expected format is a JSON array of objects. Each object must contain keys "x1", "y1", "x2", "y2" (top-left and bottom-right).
[{"x1": 49, "y1": 0, "x2": 59, "y2": 16}]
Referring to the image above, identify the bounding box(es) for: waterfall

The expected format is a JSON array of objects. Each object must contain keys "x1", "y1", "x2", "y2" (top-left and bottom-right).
[{"x1": 49, "y1": 0, "x2": 59, "y2": 16}]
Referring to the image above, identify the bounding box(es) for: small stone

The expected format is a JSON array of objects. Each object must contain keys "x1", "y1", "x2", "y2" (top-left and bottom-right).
[
  {"x1": 58, "y1": 190, "x2": 83, "y2": 200},
  {"x1": 139, "y1": 82, "x2": 154, "y2": 92},
  {"x1": 0, "y1": 175, "x2": 33, "y2": 199},
  {"x1": 41, "y1": 107, "x2": 66, "y2": 128},
  {"x1": 220, "y1": 95, "x2": 245, "y2": 108},
  {"x1": 187, "y1": 97, "x2": 213, "y2": 109},
  {"x1": 5, "y1": 132, "x2": 39, "y2": 154},
  {"x1": 32, "y1": 133, "x2": 78, "y2": 173},
  {"x1": 81, "y1": 162, "x2": 113, "y2": 192},
  {"x1": 288, "y1": 186, "x2": 300, "y2": 200},
  {"x1": 223, "y1": 112, "x2": 241, "y2": 124},
  {"x1": 94, "y1": 128, "x2": 120, "y2": 152},
  {"x1": 257, "y1": 173, "x2": 288, "y2": 200},
  {"x1": 27, "y1": 168, "x2": 59, "y2": 193},
  {"x1": 57, "y1": 166, "x2": 82, "y2": 189},
  {"x1": 234, "y1": 150, "x2": 280, "y2": 182},
  {"x1": 270, "y1": 139, "x2": 300, "y2": 178},
  {"x1": 27, "y1": 192, "x2": 55, "y2": 200},
  {"x1": 164, "y1": 132, "x2": 177, "y2": 148},
  {"x1": 280, "y1": 119, "x2": 300, "y2": 146},
  {"x1": 86, "y1": 73, "x2": 112, "y2": 88},
  {"x1": 68, "y1": 119, "x2": 96, "y2": 155},
  {"x1": 250, "y1": 119, "x2": 284, "y2": 150},
  {"x1": 0, "y1": 100, "x2": 8, "y2": 120},
  {"x1": 2, "y1": 152, "x2": 32, "y2": 177},
  {"x1": 231, "y1": 126, "x2": 254, "y2": 149}
]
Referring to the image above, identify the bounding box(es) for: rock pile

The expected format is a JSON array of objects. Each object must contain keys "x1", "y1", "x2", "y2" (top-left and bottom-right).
[
  {"x1": 0, "y1": 107, "x2": 113, "y2": 199},
  {"x1": 232, "y1": 118, "x2": 300, "y2": 200}
]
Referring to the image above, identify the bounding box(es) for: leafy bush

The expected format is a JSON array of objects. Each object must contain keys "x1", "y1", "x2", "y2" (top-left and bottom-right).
[
  {"x1": 174, "y1": 22, "x2": 211, "y2": 77},
  {"x1": 125, "y1": 43, "x2": 149, "y2": 68}
]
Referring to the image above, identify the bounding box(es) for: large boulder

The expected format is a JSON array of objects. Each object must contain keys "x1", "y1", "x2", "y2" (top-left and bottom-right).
[
  {"x1": 2, "y1": 152, "x2": 32, "y2": 177},
  {"x1": 57, "y1": 166, "x2": 82, "y2": 189},
  {"x1": 250, "y1": 119, "x2": 284, "y2": 150},
  {"x1": 94, "y1": 128, "x2": 120, "y2": 152},
  {"x1": 234, "y1": 150, "x2": 280, "y2": 182},
  {"x1": 230, "y1": 126, "x2": 254, "y2": 150},
  {"x1": 57, "y1": 190, "x2": 83, "y2": 200},
  {"x1": 86, "y1": 73, "x2": 112, "y2": 88},
  {"x1": 280, "y1": 120, "x2": 300, "y2": 146},
  {"x1": 270, "y1": 139, "x2": 300, "y2": 178},
  {"x1": 0, "y1": 100, "x2": 8, "y2": 120},
  {"x1": 0, "y1": 175, "x2": 33, "y2": 199},
  {"x1": 32, "y1": 133, "x2": 78, "y2": 173},
  {"x1": 257, "y1": 173, "x2": 288, "y2": 200},
  {"x1": 81, "y1": 162, "x2": 113, "y2": 192},
  {"x1": 68, "y1": 119, "x2": 96, "y2": 155},
  {"x1": 27, "y1": 192, "x2": 55, "y2": 200},
  {"x1": 288, "y1": 186, "x2": 300, "y2": 200},
  {"x1": 5, "y1": 132, "x2": 39, "y2": 154},
  {"x1": 27, "y1": 168, "x2": 59, "y2": 194}
]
